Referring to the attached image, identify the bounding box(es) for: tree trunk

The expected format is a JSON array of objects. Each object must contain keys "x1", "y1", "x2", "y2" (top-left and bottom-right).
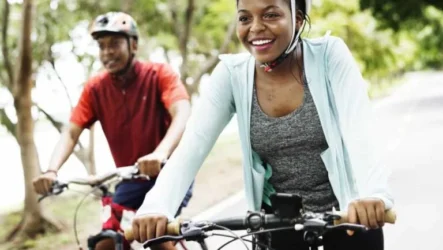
[{"x1": 7, "y1": 0, "x2": 64, "y2": 241}]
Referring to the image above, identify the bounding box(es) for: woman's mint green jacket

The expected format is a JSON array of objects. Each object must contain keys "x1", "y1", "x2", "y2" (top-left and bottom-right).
[{"x1": 137, "y1": 34, "x2": 394, "y2": 220}]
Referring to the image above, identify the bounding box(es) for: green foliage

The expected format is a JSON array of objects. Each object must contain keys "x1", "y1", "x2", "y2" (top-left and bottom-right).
[
  {"x1": 306, "y1": 0, "x2": 417, "y2": 82},
  {"x1": 193, "y1": 0, "x2": 237, "y2": 52},
  {"x1": 130, "y1": 0, "x2": 239, "y2": 81},
  {"x1": 360, "y1": 0, "x2": 443, "y2": 30},
  {"x1": 0, "y1": 0, "x2": 442, "y2": 115},
  {"x1": 414, "y1": 7, "x2": 443, "y2": 69},
  {"x1": 359, "y1": 0, "x2": 443, "y2": 69}
]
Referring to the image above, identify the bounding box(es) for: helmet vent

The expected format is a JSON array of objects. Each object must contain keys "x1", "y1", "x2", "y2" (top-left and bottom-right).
[{"x1": 99, "y1": 16, "x2": 108, "y2": 25}]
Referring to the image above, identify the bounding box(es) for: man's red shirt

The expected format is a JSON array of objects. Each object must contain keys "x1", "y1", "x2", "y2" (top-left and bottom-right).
[{"x1": 70, "y1": 60, "x2": 189, "y2": 167}]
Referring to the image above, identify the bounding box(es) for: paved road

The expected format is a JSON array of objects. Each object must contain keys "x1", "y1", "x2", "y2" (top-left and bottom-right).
[{"x1": 183, "y1": 72, "x2": 443, "y2": 250}]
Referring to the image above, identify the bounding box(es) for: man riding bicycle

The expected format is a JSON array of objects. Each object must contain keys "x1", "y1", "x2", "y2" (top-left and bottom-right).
[{"x1": 33, "y1": 12, "x2": 192, "y2": 250}]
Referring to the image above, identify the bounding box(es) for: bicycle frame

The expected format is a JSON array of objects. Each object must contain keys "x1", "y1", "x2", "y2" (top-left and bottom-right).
[
  {"x1": 86, "y1": 184, "x2": 128, "y2": 250},
  {"x1": 38, "y1": 167, "x2": 140, "y2": 250},
  {"x1": 39, "y1": 165, "x2": 196, "y2": 250}
]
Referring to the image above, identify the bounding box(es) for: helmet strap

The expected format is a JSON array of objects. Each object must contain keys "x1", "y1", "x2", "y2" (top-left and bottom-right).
[
  {"x1": 260, "y1": 0, "x2": 305, "y2": 72},
  {"x1": 112, "y1": 36, "x2": 135, "y2": 76}
]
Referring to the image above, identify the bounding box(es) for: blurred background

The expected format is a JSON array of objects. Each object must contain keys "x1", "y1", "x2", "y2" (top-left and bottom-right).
[{"x1": 0, "y1": 0, "x2": 442, "y2": 249}]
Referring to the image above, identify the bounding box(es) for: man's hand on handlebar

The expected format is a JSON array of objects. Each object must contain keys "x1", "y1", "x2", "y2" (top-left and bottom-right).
[
  {"x1": 131, "y1": 214, "x2": 169, "y2": 243},
  {"x1": 33, "y1": 171, "x2": 57, "y2": 195},
  {"x1": 136, "y1": 152, "x2": 167, "y2": 177}
]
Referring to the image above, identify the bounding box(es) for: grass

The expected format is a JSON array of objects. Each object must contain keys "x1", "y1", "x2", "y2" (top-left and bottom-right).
[{"x1": 0, "y1": 193, "x2": 102, "y2": 250}]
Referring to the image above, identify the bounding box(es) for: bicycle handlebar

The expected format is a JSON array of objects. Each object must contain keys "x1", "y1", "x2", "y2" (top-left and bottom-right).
[
  {"x1": 333, "y1": 209, "x2": 396, "y2": 225},
  {"x1": 37, "y1": 165, "x2": 145, "y2": 202},
  {"x1": 38, "y1": 160, "x2": 168, "y2": 202},
  {"x1": 70, "y1": 165, "x2": 145, "y2": 185},
  {"x1": 124, "y1": 209, "x2": 396, "y2": 242}
]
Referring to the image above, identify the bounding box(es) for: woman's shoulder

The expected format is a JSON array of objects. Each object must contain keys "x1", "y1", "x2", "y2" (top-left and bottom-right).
[
  {"x1": 303, "y1": 32, "x2": 349, "y2": 51},
  {"x1": 218, "y1": 52, "x2": 253, "y2": 69}
]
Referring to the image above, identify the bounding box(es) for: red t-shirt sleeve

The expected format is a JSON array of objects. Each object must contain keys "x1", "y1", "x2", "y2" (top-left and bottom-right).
[
  {"x1": 70, "y1": 81, "x2": 97, "y2": 129},
  {"x1": 157, "y1": 64, "x2": 189, "y2": 109}
]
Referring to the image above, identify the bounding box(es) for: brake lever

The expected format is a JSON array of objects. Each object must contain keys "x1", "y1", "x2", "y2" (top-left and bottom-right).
[
  {"x1": 327, "y1": 223, "x2": 368, "y2": 232},
  {"x1": 37, "y1": 181, "x2": 68, "y2": 202},
  {"x1": 38, "y1": 194, "x2": 51, "y2": 203},
  {"x1": 52, "y1": 181, "x2": 68, "y2": 195},
  {"x1": 129, "y1": 161, "x2": 166, "y2": 181},
  {"x1": 120, "y1": 169, "x2": 150, "y2": 181},
  {"x1": 133, "y1": 174, "x2": 150, "y2": 181},
  {"x1": 121, "y1": 160, "x2": 168, "y2": 181},
  {"x1": 142, "y1": 225, "x2": 207, "y2": 248},
  {"x1": 143, "y1": 235, "x2": 184, "y2": 248}
]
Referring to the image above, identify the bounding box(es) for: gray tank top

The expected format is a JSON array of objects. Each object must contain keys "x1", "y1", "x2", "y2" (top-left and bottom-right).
[{"x1": 250, "y1": 80, "x2": 339, "y2": 212}]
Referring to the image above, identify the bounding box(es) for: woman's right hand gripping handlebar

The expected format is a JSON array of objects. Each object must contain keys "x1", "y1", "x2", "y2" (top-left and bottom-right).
[
  {"x1": 131, "y1": 214, "x2": 170, "y2": 243},
  {"x1": 33, "y1": 171, "x2": 57, "y2": 195}
]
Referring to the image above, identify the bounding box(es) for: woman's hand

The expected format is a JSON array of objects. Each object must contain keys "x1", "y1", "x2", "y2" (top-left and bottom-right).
[
  {"x1": 347, "y1": 198, "x2": 385, "y2": 235},
  {"x1": 131, "y1": 213, "x2": 169, "y2": 243}
]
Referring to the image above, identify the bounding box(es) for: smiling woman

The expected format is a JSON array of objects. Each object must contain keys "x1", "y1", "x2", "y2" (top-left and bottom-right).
[
  {"x1": 133, "y1": 1, "x2": 394, "y2": 250},
  {"x1": 236, "y1": 0, "x2": 310, "y2": 72}
]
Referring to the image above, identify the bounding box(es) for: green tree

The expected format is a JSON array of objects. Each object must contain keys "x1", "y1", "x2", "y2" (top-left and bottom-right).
[
  {"x1": 0, "y1": 0, "x2": 239, "y2": 244},
  {"x1": 360, "y1": 0, "x2": 443, "y2": 69},
  {"x1": 1, "y1": 0, "x2": 102, "y2": 179},
  {"x1": 360, "y1": 0, "x2": 443, "y2": 30},
  {"x1": 307, "y1": 0, "x2": 417, "y2": 82},
  {"x1": 0, "y1": 0, "x2": 108, "y2": 241},
  {"x1": 2, "y1": 0, "x2": 65, "y2": 240},
  {"x1": 129, "y1": 0, "x2": 239, "y2": 95}
]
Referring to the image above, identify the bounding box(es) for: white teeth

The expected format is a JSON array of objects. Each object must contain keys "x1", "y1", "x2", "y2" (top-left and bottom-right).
[{"x1": 252, "y1": 40, "x2": 272, "y2": 45}]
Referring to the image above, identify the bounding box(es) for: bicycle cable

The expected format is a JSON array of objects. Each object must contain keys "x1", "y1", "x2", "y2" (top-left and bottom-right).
[
  {"x1": 211, "y1": 224, "x2": 249, "y2": 250},
  {"x1": 73, "y1": 178, "x2": 121, "y2": 249},
  {"x1": 211, "y1": 233, "x2": 273, "y2": 250},
  {"x1": 73, "y1": 185, "x2": 101, "y2": 249},
  {"x1": 217, "y1": 226, "x2": 294, "y2": 250},
  {"x1": 66, "y1": 189, "x2": 89, "y2": 196}
]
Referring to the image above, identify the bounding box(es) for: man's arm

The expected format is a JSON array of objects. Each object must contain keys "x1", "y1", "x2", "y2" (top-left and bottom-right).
[
  {"x1": 47, "y1": 123, "x2": 84, "y2": 172},
  {"x1": 153, "y1": 99, "x2": 191, "y2": 158},
  {"x1": 137, "y1": 63, "x2": 191, "y2": 177},
  {"x1": 34, "y1": 80, "x2": 96, "y2": 195},
  {"x1": 33, "y1": 123, "x2": 84, "y2": 195},
  {"x1": 137, "y1": 99, "x2": 191, "y2": 177},
  {"x1": 49, "y1": 80, "x2": 96, "y2": 172}
]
